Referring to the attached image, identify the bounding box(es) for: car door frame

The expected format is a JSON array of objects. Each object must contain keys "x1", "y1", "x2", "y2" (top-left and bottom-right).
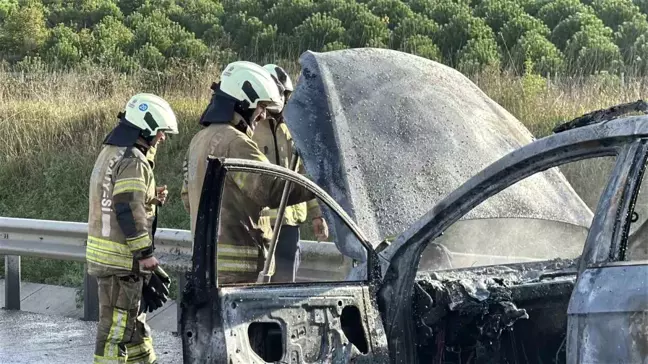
[
  {"x1": 180, "y1": 156, "x2": 387, "y2": 363},
  {"x1": 374, "y1": 116, "x2": 648, "y2": 364},
  {"x1": 566, "y1": 135, "x2": 648, "y2": 364}
]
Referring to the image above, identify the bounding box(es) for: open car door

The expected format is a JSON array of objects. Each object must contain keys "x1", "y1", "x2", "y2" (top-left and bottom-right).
[{"x1": 180, "y1": 157, "x2": 389, "y2": 363}]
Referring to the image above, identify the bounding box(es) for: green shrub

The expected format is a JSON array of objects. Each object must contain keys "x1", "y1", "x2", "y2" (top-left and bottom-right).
[
  {"x1": 1, "y1": 0, "x2": 647, "y2": 78},
  {"x1": 264, "y1": 0, "x2": 317, "y2": 34},
  {"x1": 500, "y1": 13, "x2": 551, "y2": 51},
  {"x1": 47, "y1": 0, "x2": 123, "y2": 29},
  {"x1": 551, "y1": 12, "x2": 607, "y2": 50},
  {"x1": 0, "y1": 2, "x2": 49, "y2": 61},
  {"x1": 565, "y1": 24, "x2": 623, "y2": 73},
  {"x1": 436, "y1": 13, "x2": 496, "y2": 65},
  {"x1": 294, "y1": 13, "x2": 346, "y2": 51},
  {"x1": 367, "y1": 0, "x2": 415, "y2": 30},
  {"x1": 474, "y1": 0, "x2": 524, "y2": 33},
  {"x1": 336, "y1": 7, "x2": 390, "y2": 47},
  {"x1": 614, "y1": 15, "x2": 648, "y2": 64},
  {"x1": 401, "y1": 34, "x2": 442, "y2": 61},
  {"x1": 392, "y1": 13, "x2": 439, "y2": 49},
  {"x1": 458, "y1": 36, "x2": 501, "y2": 72},
  {"x1": 591, "y1": 0, "x2": 640, "y2": 31},
  {"x1": 43, "y1": 24, "x2": 86, "y2": 67},
  {"x1": 0, "y1": 0, "x2": 18, "y2": 22},
  {"x1": 511, "y1": 30, "x2": 566, "y2": 74},
  {"x1": 408, "y1": 0, "x2": 472, "y2": 25},
  {"x1": 537, "y1": 0, "x2": 594, "y2": 30}
]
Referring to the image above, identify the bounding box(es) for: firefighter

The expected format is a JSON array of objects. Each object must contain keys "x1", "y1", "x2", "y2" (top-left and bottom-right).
[
  {"x1": 86, "y1": 93, "x2": 178, "y2": 364},
  {"x1": 254, "y1": 63, "x2": 329, "y2": 282},
  {"x1": 180, "y1": 61, "x2": 316, "y2": 284}
]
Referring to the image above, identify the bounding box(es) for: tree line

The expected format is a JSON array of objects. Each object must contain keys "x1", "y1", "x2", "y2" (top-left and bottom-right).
[{"x1": 2, "y1": 0, "x2": 648, "y2": 76}]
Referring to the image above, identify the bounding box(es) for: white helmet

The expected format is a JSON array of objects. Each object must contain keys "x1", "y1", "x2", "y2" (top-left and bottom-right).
[
  {"x1": 263, "y1": 63, "x2": 294, "y2": 93},
  {"x1": 123, "y1": 93, "x2": 179, "y2": 137},
  {"x1": 219, "y1": 61, "x2": 283, "y2": 111}
]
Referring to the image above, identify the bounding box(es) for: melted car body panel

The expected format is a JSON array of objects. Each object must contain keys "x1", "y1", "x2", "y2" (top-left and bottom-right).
[
  {"x1": 220, "y1": 284, "x2": 389, "y2": 363},
  {"x1": 182, "y1": 284, "x2": 389, "y2": 364},
  {"x1": 181, "y1": 158, "x2": 387, "y2": 364}
]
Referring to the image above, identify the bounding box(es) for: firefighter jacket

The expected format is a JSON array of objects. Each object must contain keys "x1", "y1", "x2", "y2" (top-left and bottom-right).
[
  {"x1": 180, "y1": 114, "x2": 316, "y2": 275},
  {"x1": 86, "y1": 145, "x2": 157, "y2": 277},
  {"x1": 252, "y1": 115, "x2": 323, "y2": 227}
]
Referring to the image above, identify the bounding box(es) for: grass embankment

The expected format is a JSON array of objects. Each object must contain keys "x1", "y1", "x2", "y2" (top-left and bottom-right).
[{"x1": 0, "y1": 66, "x2": 644, "y2": 301}]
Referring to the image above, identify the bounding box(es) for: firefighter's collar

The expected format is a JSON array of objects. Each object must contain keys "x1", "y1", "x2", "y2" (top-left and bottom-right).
[
  {"x1": 230, "y1": 113, "x2": 253, "y2": 138},
  {"x1": 146, "y1": 145, "x2": 157, "y2": 169},
  {"x1": 129, "y1": 145, "x2": 151, "y2": 167}
]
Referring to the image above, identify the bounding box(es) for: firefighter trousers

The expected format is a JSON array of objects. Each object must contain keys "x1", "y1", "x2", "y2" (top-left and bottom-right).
[
  {"x1": 94, "y1": 274, "x2": 156, "y2": 364},
  {"x1": 217, "y1": 241, "x2": 276, "y2": 285}
]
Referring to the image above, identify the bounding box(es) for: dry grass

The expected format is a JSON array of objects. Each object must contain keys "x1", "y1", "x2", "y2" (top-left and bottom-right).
[
  {"x1": 473, "y1": 68, "x2": 647, "y2": 137},
  {"x1": 0, "y1": 64, "x2": 646, "y2": 292}
]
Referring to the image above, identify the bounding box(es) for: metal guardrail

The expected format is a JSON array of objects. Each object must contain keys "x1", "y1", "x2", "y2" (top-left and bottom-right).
[{"x1": 0, "y1": 217, "x2": 350, "y2": 332}]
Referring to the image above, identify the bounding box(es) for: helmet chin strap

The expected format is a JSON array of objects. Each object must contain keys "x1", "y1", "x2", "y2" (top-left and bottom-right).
[
  {"x1": 268, "y1": 110, "x2": 284, "y2": 123},
  {"x1": 233, "y1": 101, "x2": 257, "y2": 133},
  {"x1": 234, "y1": 102, "x2": 255, "y2": 124},
  {"x1": 134, "y1": 138, "x2": 153, "y2": 155}
]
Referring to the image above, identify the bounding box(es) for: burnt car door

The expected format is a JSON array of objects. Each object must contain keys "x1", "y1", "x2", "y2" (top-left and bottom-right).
[
  {"x1": 180, "y1": 157, "x2": 389, "y2": 364},
  {"x1": 567, "y1": 130, "x2": 648, "y2": 361},
  {"x1": 370, "y1": 115, "x2": 648, "y2": 364}
]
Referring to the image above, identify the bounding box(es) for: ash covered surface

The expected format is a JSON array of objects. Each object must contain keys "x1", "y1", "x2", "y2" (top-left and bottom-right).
[
  {"x1": 416, "y1": 258, "x2": 578, "y2": 313},
  {"x1": 412, "y1": 259, "x2": 578, "y2": 363},
  {"x1": 285, "y1": 48, "x2": 592, "y2": 261},
  {"x1": 418, "y1": 257, "x2": 579, "y2": 286}
]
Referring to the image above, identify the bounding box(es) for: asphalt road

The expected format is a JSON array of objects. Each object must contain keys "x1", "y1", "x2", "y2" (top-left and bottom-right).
[{"x1": 0, "y1": 310, "x2": 183, "y2": 363}]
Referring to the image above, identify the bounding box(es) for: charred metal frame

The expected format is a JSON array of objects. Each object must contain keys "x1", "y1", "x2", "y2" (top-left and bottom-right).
[
  {"x1": 377, "y1": 116, "x2": 648, "y2": 364},
  {"x1": 188, "y1": 156, "x2": 380, "y2": 291},
  {"x1": 566, "y1": 135, "x2": 648, "y2": 363},
  {"x1": 616, "y1": 141, "x2": 648, "y2": 261},
  {"x1": 186, "y1": 158, "x2": 226, "y2": 303},
  {"x1": 577, "y1": 141, "x2": 645, "y2": 272},
  {"x1": 182, "y1": 116, "x2": 648, "y2": 364},
  {"x1": 181, "y1": 157, "x2": 388, "y2": 363}
]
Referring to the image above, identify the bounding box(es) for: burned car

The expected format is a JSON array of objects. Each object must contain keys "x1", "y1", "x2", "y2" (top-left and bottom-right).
[{"x1": 180, "y1": 48, "x2": 648, "y2": 364}]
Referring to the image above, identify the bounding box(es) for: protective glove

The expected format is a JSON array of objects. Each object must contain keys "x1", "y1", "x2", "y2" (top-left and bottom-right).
[
  {"x1": 140, "y1": 266, "x2": 171, "y2": 314},
  {"x1": 141, "y1": 284, "x2": 166, "y2": 313}
]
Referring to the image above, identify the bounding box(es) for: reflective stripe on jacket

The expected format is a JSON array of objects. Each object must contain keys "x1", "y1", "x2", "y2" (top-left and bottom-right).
[{"x1": 86, "y1": 145, "x2": 156, "y2": 277}]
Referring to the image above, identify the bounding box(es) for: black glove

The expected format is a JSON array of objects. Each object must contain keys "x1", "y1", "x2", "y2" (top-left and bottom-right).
[
  {"x1": 140, "y1": 266, "x2": 171, "y2": 314},
  {"x1": 141, "y1": 284, "x2": 165, "y2": 313}
]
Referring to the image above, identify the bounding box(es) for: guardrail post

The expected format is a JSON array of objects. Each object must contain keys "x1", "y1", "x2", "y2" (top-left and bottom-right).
[
  {"x1": 4, "y1": 255, "x2": 21, "y2": 310},
  {"x1": 176, "y1": 271, "x2": 186, "y2": 334},
  {"x1": 83, "y1": 266, "x2": 99, "y2": 321}
]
